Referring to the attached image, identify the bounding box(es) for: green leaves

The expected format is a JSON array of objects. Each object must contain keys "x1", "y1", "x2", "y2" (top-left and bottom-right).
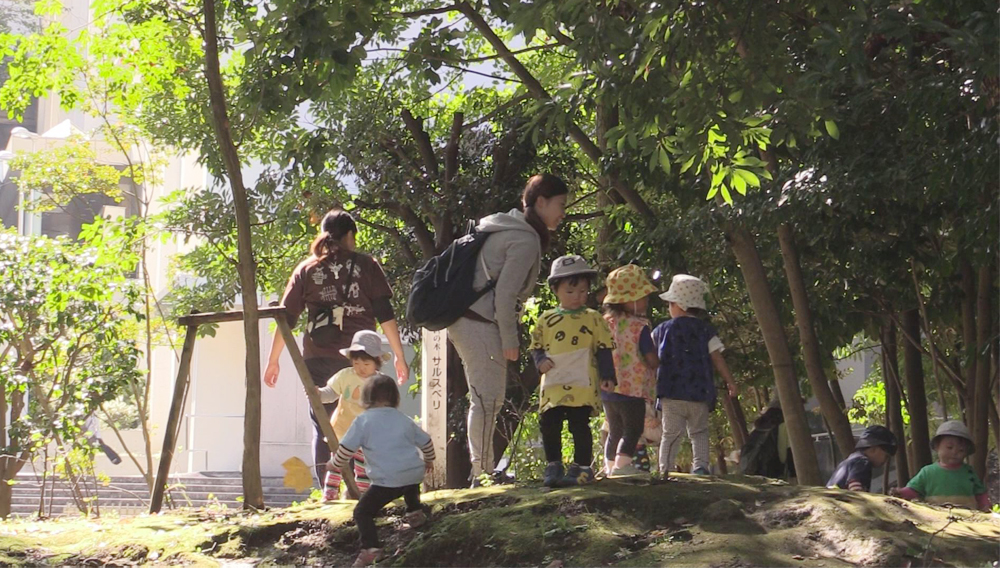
[{"x1": 824, "y1": 119, "x2": 840, "y2": 140}]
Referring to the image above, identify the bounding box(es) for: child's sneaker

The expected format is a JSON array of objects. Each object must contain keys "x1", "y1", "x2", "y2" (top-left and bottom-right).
[
  {"x1": 635, "y1": 444, "x2": 651, "y2": 472},
  {"x1": 402, "y1": 509, "x2": 427, "y2": 529},
  {"x1": 352, "y1": 547, "x2": 383, "y2": 567},
  {"x1": 692, "y1": 466, "x2": 711, "y2": 475},
  {"x1": 543, "y1": 462, "x2": 565, "y2": 487},
  {"x1": 562, "y1": 464, "x2": 595, "y2": 486}
]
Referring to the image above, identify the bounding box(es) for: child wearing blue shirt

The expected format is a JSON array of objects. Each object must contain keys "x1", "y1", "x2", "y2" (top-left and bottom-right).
[
  {"x1": 653, "y1": 275, "x2": 737, "y2": 475},
  {"x1": 331, "y1": 374, "x2": 435, "y2": 567}
]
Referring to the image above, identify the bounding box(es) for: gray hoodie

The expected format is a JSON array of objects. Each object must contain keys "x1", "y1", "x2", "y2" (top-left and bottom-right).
[{"x1": 466, "y1": 209, "x2": 542, "y2": 351}]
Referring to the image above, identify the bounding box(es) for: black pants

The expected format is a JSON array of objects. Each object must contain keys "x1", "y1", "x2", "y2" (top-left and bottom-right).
[
  {"x1": 306, "y1": 357, "x2": 350, "y2": 484},
  {"x1": 354, "y1": 484, "x2": 422, "y2": 548},
  {"x1": 540, "y1": 406, "x2": 593, "y2": 465},
  {"x1": 603, "y1": 397, "x2": 646, "y2": 460}
]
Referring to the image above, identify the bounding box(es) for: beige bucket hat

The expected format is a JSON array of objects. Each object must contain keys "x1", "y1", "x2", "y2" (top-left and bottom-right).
[{"x1": 659, "y1": 274, "x2": 708, "y2": 311}]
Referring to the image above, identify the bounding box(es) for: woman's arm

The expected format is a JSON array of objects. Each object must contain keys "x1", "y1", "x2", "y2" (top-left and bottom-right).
[{"x1": 263, "y1": 326, "x2": 287, "y2": 388}]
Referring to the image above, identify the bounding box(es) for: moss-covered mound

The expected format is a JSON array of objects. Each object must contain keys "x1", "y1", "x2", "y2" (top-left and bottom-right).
[{"x1": 1, "y1": 474, "x2": 997, "y2": 567}]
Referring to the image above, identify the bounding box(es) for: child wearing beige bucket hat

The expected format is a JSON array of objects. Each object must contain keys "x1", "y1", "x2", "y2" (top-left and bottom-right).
[
  {"x1": 316, "y1": 330, "x2": 393, "y2": 501},
  {"x1": 891, "y1": 420, "x2": 990, "y2": 511},
  {"x1": 652, "y1": 274, "x2": 738, "y2": 475},
  {"x1": 601, "y1": 265, "x2": 660, "y2": 477}
]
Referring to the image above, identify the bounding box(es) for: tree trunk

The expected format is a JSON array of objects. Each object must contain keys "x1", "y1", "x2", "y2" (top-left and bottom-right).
[
  {"x1": 882, "y1": 320, "x2": 909, "y2": 487},
  {"x1": 961, "y1": 260, "x2": 977, "y2": 422},
  {"x1": 777, "y1": 224, "x2": 855, "y2": 458},
  {"x1": 902, "y1": 309, "x2": 932, "y2": 471},
  {"x1": 972, "y1": 263, "x2": 993, "y2": 479},
  {"x1": 829, "y1": 374, "x2": 847, "y2": 410},
  {"x1": 726, "y1": 224, "x2": 822, "y2": 485},
  {"x1": 721, "y1": 392, "x2": 749, "y2": 450},
  {"x1": 594, "y1": 103, "x2": 622, "y2": 265},
  {"x1": 202, "y1": 0, "x2": 264, "y2": 509},
  {"x1": 0, "y1": 479, "x2": 10, "y2": 519},
  {"x1": 446, "y1": 342, "x2": 472, "y2": 488}
]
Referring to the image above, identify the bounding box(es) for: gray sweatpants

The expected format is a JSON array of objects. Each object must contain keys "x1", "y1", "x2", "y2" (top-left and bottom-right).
[
  {"x1": 659, "y1": 398, "x2": 711, "y2": 474},
  {"x1": 448, "y1": 317, "x2": 509, "y2": 478}
]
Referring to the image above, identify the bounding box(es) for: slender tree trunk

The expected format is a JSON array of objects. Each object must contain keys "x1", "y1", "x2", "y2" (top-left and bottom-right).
[
  {"x1": 972, "y1": 263, "x2": 993, "y2": 479},
  {"x1": 777, "y1": 224, "x2": 855, "y2": 458},
  {"x1": 726, "y1": 224, "x2": 822, "y2": 485},
  {"x1": 961, "y1": 261, "x2": 977, "y2": 422},
  {"x1": 829, "y1": 374, "x2": 847, "y2": 410},
  {"x1": 202, "y1": 0, "x2": 264, "y2": 509},
  {"x1": 722, "y1": 392, "x2": 749, "y2": 449},
  {"x1": 882, "y1": 320, "x2": 909, "y2": 486},
  {"x1": 902, "y1": 309, "x2": 932, "y2": 470},
  {"x1": 446, "y1": 342, "x2": 472, "y2": 488},
  {"x1": 595, "y1": 103, "x2": 622, "y2": 265}
]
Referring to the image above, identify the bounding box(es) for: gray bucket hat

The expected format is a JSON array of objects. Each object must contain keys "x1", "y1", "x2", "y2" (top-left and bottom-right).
[
  {"x1": 932, "y1": 420, "x2": 975, "y2": 455},
  {"x1": 548, "y1": 255, "x2": 597, "y2": 282},
  {"x1": 339, "y1": 330, "x2": 392, "y2": 361}
]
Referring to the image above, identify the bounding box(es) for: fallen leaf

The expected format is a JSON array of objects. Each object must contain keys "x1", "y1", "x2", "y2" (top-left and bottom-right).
[
  {"x1": 282, "y1": 456, "x2": 314, "y2": 493},
  {"x1": 792, "y1": 555, "x2": 805, "y2": 560}
]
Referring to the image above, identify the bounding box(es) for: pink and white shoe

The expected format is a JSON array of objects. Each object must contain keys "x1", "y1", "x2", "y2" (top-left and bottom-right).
[{"x1": 352, "y1": 547, "x2": 383, "y2": 567}]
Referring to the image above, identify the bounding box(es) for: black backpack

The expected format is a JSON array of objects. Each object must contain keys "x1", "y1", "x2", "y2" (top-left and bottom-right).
[
  {"x1": 406, "y1": 227, "x2": 495, "y2": 331},
  {"x1": 738, "y1": 425, "x2": 785, "y2": 478}
]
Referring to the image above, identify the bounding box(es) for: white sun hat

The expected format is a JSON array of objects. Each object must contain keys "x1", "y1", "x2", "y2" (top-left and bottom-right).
[{"x1": 658, "y1": 274, "x2": 708, "y2": 311}]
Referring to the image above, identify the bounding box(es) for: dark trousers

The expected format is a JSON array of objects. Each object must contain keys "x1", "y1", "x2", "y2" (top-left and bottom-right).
[
  {"x1": 354, "y1": 484, "x2": 422, "y2": 548},
  {"x1": 603, "y1": 397, "x2": 646, "y2": 460},
  {"x1": 540, "y1": 406, "x2": 593, "y2": 465},
  {"x1": 306, "y1": 357, "x2": 350, "y2": 483}
]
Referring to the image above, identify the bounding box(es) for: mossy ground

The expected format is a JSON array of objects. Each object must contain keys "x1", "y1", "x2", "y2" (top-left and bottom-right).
[{"x1": 1, "y1": 475, "x2": 997, "y2": 567}]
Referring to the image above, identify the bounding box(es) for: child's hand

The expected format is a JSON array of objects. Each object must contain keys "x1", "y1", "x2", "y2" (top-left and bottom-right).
[
  {"x1": 600, "y1": 380, "x2": 616, "y2": 392},
  {"x1": 424, "y1": 461, "x2": 434, "y2": 475},
  {"x1": 538, "y1": 358, "x2": 555, "y2": 374},
  {"x1": 888, "y1": 487, "x2": 901, "y2": 497}
]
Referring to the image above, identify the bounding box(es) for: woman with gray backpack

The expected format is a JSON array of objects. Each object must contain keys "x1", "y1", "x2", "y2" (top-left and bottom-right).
[{"x1": 446, "y1": 174, "x2": 568, "y2": 486}]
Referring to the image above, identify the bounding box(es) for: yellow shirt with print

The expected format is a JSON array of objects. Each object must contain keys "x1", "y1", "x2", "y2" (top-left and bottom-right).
[
  {"x1": 531, "y1": 306, "x2": 614, "y2": 414},
  {"x1": 326, "y1": 368, "x2": 369, "y2": 440}
]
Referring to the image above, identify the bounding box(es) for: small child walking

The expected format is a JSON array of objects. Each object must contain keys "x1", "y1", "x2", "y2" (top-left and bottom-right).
[
  {"x1": 531, "y1": 255, "x2": 616, "y2": 487},
  {"x1": 653, "y1": 274, "x2": 738, "y2": 475},
  {"x1": 891, "y1": 421, "x2": 991, "y2": 511},
  {"x1": 601, "y1": 265, "x2": 659, "y2": 477},
  {"x1": 318, "y1": 330, "x2": 392, "y2": 501},
  {"x1": 331, "y1": 374, "x2": 435, "y2": 567},
  {"x1": 826, "y1": 425, "x2": 897, "y2": 491}
]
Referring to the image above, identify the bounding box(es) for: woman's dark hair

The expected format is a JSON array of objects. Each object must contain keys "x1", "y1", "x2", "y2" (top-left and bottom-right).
[
  {"x1": 361, "y1": 374, "x2": 400, "y2": 409},
  {"x1": 522, "y1": 174, "x2": 568, "y2": 251},
  {"x1": 349, "y1": 351, "x2": 383, "y2": 369},
  {"x1": 310, "y1": 209, "x2": 358, "y2": 258}
]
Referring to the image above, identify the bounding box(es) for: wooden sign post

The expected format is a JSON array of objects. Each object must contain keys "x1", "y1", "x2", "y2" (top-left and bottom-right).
[{"x1": 420, "y1": 328, "x2": 448, "y2": 489}]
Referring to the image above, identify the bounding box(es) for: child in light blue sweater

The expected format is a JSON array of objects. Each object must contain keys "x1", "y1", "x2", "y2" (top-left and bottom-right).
[{"x1": 331, "y1": 374, "x2": 435, "y2": 567}]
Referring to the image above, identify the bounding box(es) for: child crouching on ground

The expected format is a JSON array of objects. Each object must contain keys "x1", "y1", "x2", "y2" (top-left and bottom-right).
[
  {"x1": 331, "y1": 374, "x2": 435, "y2": 567},
  {"x1": 317, "y1": 330, "x2": 392, "y2": 501},
  {"x1": 531, "y1": 255, "x2": 616, "y2": 487},
  {"x1": 826, "y1": 425, "x2": 896, "y2": 491},
  {"x1": 891, "y1": 421, "x2": 991, "y2": 511}
]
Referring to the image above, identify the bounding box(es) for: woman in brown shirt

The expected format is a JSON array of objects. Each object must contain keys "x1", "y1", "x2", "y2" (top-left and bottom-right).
[{"x1": 263, "y1": 209, "x2": 409, "y2": 483}]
